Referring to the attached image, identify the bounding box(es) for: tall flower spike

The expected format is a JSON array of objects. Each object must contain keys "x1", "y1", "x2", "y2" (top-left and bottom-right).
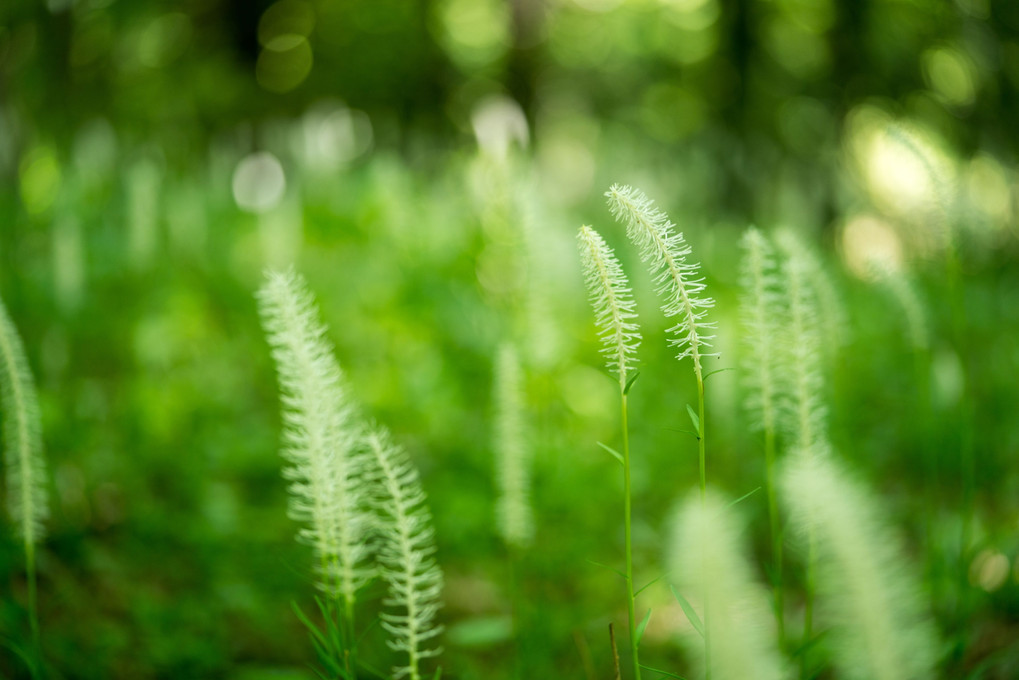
[
  {"x1": 367, "y1": 426, "x2": 444, "y2": 680},
  {"x1": 738, "y1": 227, "x2": 783, "y2": 435},
  {"x1": 670, "y1": 491, "x2": 785, "y2": 680},
  {"x1": 577, "y1": 225, "x2": 641, "y2": 389},
  {"x1": 257, "y1": 269, "x2": 372, "y2": 606},
  {"x1": 494, "y1": 343, "x2": 533, "y2": 548},
  {"x1": 0, "y1": 296, "x2": 48, "y2": 547},
  {"x1": 605, "y1": 184, "x2": 717, "y2": 371},
  {"x1": 782, "y1": 452, "x2": 937, "y2": 680},
  {"x1": 776, "y1": 230, "x2": 849, "y2": 356},
  {"x1": 870, "y1": 263, "x2": 929, "y2": 352},
  {"x1": 779, "y1": 249, "x2": 828, "y2": 453}
]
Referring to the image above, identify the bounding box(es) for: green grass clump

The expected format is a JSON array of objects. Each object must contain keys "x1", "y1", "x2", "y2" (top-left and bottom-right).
[
  {"x1": 606, "y1": 184, "x2": 716, "y2": 501},
  {"x1": 258, "y1": 268, "x2": 445, "y2": 680}
]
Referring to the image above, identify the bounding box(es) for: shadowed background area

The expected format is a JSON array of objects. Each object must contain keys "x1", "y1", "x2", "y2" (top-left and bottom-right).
[{"x1": 1, "y1": 0, "x2": 1018, "y2": 678}]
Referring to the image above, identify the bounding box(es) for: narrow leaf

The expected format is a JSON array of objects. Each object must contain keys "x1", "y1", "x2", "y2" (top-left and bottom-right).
[
  {"x1": 586, "y1": 559, "x2": 627, "y2": 580},
  {"x1": 636, "y1": 608, "x2": 652, "y2": 647},
  {"x1": 685, "y1": 405, "x2": 700, "y2": 436},
  {"x1": 727, "y1": 486, "x2": 762, "y2": 508},
  {"x1": 662, "y1": 426, "x2": 700, "y2": 440},
  {"x1": 640, "y1": 664, "x2": 689, "y2": 680},
  {"x1": 703, "y1": 367, "x2": 733, "y2": 382},
  {"x1": 670, "y1": 585, "x2": 704, "y2": 639},
  {"x1": 597, "y1": 441, "x2": 625, "y2": 466},
  {"x1": 634, "y1": 572, "x2": 670, "y2": 598},
  {"x1": 291, "y1": 601, "x2": 329, "y2": 650},
  {"x1": 624, "y1": 370, "x2": 641, "y2": 395}
]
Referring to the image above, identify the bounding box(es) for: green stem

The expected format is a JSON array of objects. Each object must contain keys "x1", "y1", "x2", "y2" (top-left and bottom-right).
[
  {"x1": 507, "y1": 547, "x2": 524, "y2": 680},
  {"x1": 26, "y1": 540, "x2": 39, "y2": 655},
  {"x1": 694, "y1": 367, "x2": 709, "y2": 680},
  {"x1": 345, "y1": 597, "x2": 358, "y2": 680},
  {"x1": 621, "y1": 392, "x2": 641, "y2": 680},
  {"x1": 696, "y1": 373, "x2": 706, "y2": 502},
  {"x1": 764, "y1": 426, "x2": 783, "y2": 648},
  {"x1": 801, "y1": 527, "x2": 816, "y2": 680}
]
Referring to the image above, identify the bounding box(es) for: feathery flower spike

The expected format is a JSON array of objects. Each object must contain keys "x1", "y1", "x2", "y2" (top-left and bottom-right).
[
  {"x1": 257, "y1": 269, "x2": 372, "y2": 606},
  {"x1": 494, "y1": 343, "x2": 533, "y2": 548},
  {"x1": 739, "y1": 227, "x2": 783, "y2": 435},
  {"x1": 605, "y1": 184, "x2": 717, "y2": 371},
  {"x1": 782, "y1": 452, "x2": 937, "y2": 680},
  {"x1": 779, "y1": 250, "x2": 827, "y2": 453},
  {"x1": 367, "y1": 426, "x2": 444, "y2": 680},
  {"x1": 577, "y1": 225, "x2": 641, "y2": 390},
  {"x1": 0, "y1": 296, "x2": 48, "y2": 549},
  {"x1": 671, "y1": 491, "x2": 785, "y2": 680}
]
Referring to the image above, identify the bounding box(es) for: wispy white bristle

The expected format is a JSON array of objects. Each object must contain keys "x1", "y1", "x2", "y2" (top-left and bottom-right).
[
  {"x1": 257, "y1": 269, "x2": 372, "y2": 605},
  {"x1": 738, "y1": 227, "x2": 783, "y2": 434},
  {"x1": 776, "y1": 231, "x2": 849, "y2": 355},
  {"x1": 605, "y1": 184, "x2": 717, "y2": 369},
  {"x1": 781, "y1": 452, "x2": 937, "y2": 680},
  {"x1": 779, "y1": 249, "x2": 828, "y2": 452},
  {"x1": 0, "y1": 296, "x2": 48, "y2": 547},
  {"x1": 670, "y1": 491, "x2": 786, "y2": 680},
  {"x1": 870, "y1": 263, "x2": 929, "y2": 352},
  {"x1": 577, "y1": 225, "x2": 641, "y2": 389},
  {"x1": 367, "y1": 426, "x2": 444, "y2": 680},
  {"x1": 494, "y1": 343, "x2": 533, "y2": 548}
]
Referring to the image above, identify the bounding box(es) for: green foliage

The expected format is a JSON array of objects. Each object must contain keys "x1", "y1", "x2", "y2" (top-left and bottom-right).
[{"x1": 3, "y1": 9, "x2": 1019, "y2": 671}]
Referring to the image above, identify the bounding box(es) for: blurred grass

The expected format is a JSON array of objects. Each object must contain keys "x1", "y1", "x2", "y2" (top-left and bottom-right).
[{"x1": 1, "y1": 0, "x2": 1019, "y2": 677}]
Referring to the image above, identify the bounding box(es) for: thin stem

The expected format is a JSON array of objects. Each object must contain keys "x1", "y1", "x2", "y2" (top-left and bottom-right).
[
  {"x1": 345, "y1": 597, "x2": 358, "y2": 680},
  {"x1": 507, "y1": 546, "x2": 525, "y2": 680},
  {"x1": 621, "y1": 392, "x2": 641, "y2": 680},
  {"x1": 696, "y1": 371, "x2": 706, "y2": 501},
  {"x1": 764, "y1": 426, "x2": 784, "y2": 648},
  {"x1": 801, "y1": 527, "x2": 816, "y2": 680},
  {"x1": 694, "y1": 370, "x2": 709, "y2": 679},
  {"x1": 27, "y1": 540, "x2": 38, "y2": 653}
]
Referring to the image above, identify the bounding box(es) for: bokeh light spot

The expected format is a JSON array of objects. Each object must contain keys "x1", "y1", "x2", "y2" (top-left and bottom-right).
[
  {"x1": 232, "y1": 152, "x2": 286, "y2": 214},
  {"x1": 256, "y1": 35, "x2": 313, "y2": 93},
  {"x1": 840, "y1": 215, "x2": 903, "y2": 279},
  {"x1": 923, "y1": 47, "x2": 977, "y2": 108},
  {"x1": 471, "y1": 95, "x2": 529, "y2": 160},
  {"x1": 571, "y1": 0, "x2": 625, "y2": 12},
  {"x1": 259, "y1": 0, "x2": 315, "y2": 46},
  {"x1": 845, "y1": 106, "x2": 953, "y2": 225},
  {"x1": 434, "y1": 0, "x2": 510, "y2": 71},
  {"x1": 662, "y1": 0, "x2": 720, "y2": 32},
  {"x1": 966, "y1": 154, "x2": 1012, "y2": 227},
  {"x1": 138, "y1": 13, "x2": 192, "y2": 68},
  {"x1": 969, "y1": 549, "x2": 1010, "y2": 592},
  {"x1": 298, "y1": 102, "x2": 374, "y2": 172},
  {"x1": 19, "y1": 146, "x2": 62, "y2": 215}
]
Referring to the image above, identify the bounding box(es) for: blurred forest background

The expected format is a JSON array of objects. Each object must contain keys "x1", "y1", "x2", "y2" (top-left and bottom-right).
[{"x1": 1, "y1": 0, "x2": 1019, "y2": 677}]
